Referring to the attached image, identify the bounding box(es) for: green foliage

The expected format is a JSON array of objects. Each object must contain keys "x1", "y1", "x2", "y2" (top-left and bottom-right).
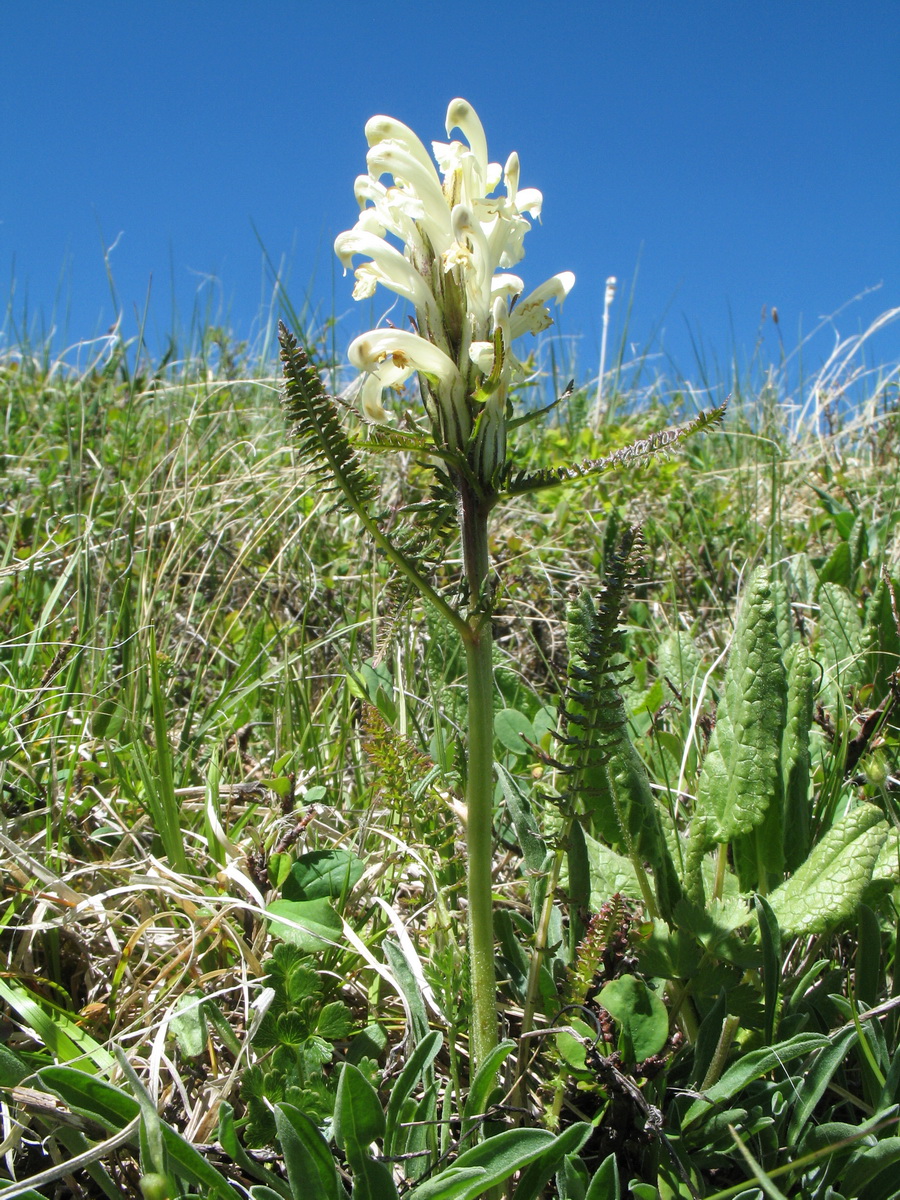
[
  {"x1": 242, "y1": 942, "x2": 362, "y2": 1148},
  {"x1": 279, "y1": 321, "x2": 377, "y2": 512},
  {"x1": 2, "y1": 312, "x2": 899, "y2": 1198},
  {"x1": 557, "y1": 529, "x2": 682, "y2": 920}
]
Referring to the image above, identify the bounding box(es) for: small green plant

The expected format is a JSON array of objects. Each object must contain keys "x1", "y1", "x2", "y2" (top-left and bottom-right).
[{"x1": 241, "y1": 943, "x2": 360, "y2": 1147}]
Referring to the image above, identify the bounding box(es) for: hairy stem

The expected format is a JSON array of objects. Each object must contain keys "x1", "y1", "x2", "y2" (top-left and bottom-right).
[{"x1": 459, "y1": 481, "x2": 499, "y2": 1070}]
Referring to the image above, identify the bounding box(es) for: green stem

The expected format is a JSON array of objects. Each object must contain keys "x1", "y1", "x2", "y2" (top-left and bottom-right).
[{"x1": 459, "y1": 481, "x2": 499, "y2": 1070}]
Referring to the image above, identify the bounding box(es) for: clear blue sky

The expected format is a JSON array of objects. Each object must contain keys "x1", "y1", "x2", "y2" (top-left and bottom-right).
[{"x1": 2, "y1": 1, "x2": 898, "y2": 389}]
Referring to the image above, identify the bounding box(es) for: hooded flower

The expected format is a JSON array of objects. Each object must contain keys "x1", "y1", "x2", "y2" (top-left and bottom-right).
[{"x1": 336, "y1": 99, "x2": 573, "y2": 476}]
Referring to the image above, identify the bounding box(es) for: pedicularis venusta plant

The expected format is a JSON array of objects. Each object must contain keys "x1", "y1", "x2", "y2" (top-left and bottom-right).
[{"x1": 278, "y1": 98, "x2": 724, "y2": 1071}]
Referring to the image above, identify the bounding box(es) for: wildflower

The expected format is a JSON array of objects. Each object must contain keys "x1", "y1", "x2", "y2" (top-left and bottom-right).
[{"x1": 336, "y1": 99, "x2": 574, "y2": 480}]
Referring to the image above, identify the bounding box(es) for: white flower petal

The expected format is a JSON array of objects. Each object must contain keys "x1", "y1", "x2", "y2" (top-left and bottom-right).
[
  {"x1": 514, "y1": 187, "x2": 543, "y2": 219},
  {"x1": 365, "y1": 116, "x2": 442, "y2": 189},
  {"x1": 360, "y1": 373, "x2": 390, "y2": 422},
  {"x1": 334, "y1": 229, "x2": 438, "y2": 318},
  {"x1": 349, "y1": 329, "x2": 462, "y2": 393},
  {"x1": 468, "y1": 341, "x2": 495, "y2": 373},
  {"x1": 490, "y1": 274, "x2": 524, "y2": 301},
  {"x1": 510, "y1": 271, "x2": 575, "y2": 338},
  {"x1": 445, "y1": 99, "x2": 488, "y2": 182},
  {"x1": 367, "y1": 144, "x2": 451, "y2": 249}
]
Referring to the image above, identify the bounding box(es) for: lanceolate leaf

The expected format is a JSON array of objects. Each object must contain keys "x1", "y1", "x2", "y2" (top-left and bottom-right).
[
  {"x1": 274, "y1": 1103, "x2": 343, "y2": 1200},
  {"x1": 408, "y1": 1127, "x2": 591, "y2": 1200},
  {"x1": 681, "y1": 1032, "x2": 830, "y2": 1127},
  {"x1": 697, "y1": 566, "x2": 788, "y2": 853},
  {"x1": 781, "y1": 643, "x2": 816, "y2": 872},
  {"x1": 769, "y1": 803, "x2": 890, "y2": 937},
  {"x1": 817, "y1": 581, "x2": 865, "y2": 693}
]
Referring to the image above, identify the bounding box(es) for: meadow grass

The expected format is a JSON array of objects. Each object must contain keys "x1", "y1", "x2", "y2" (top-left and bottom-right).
[{"x1": 0, "y1": 305, "x2": 899, "y2": 1197}]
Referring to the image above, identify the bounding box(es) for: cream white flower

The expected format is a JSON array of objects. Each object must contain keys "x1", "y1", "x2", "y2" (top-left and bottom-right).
[{"x1": 336, "y1": 100, "x2": 573, "y2": 476}]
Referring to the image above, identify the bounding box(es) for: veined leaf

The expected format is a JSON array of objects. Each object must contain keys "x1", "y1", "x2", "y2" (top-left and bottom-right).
[
  {"x1": 560, "y1": 544, "x2": 682, "y2": 919},
  {"x1": 817, "y1": 581, "x2": 865, "y2": 693},
  {"x1": 781, "y1": 643, "x2": 815, "y2": 871},
  {"x1": 769, "y1": 803, "x2": 889, "y2": 937},
  {"x1": 697, "y1": 566, "x2": 788, "y2": 862}
]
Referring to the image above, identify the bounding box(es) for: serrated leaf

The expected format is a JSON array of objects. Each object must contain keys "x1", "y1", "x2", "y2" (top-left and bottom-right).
[
  {"x1": 817, "y1": 581, "x2": 865, "y2": 692},
  {"x1": 696, "y1": 566, "x2": 788, "y2": 849},
  {"x1": 316, "y1": 1000, "x2": 354, "y2": 1040},
  {"x1": 769, "y1": 803, "x2": 889, "y2": 937}
]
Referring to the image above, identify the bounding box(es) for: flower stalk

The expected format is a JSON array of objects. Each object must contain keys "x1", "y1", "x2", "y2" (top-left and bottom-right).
[{"x1": 335, "y1": 99, "x2": 573, "y2": 1070}]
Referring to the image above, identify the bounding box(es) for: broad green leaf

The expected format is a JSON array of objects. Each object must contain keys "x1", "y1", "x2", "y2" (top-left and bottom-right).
[
  {"x1": 842, "y1": 1135, "x2": 900, "y2": 1197},
  {"x1": 282, "y1": 849, "x2": 365, "y2": 902},
  {"x1": 496, "y1": 764, "x2": 547, "y2": 876},
  {"x1": 334, "y1": 1063, "x2": 385, "y2": 1156},
  {"x1": 562, "y1": 587, "x2": 682, "y2": 921},
  {"x1": 696, "y1": 566, "x2": 788, "y2": 853},
  {"x1": 690, "y1": 989, "x2": 729, "y2": 1090},
  {"x1": 769, "y1": 803, "x2": 889, "y2": 937},
  {"x1": 218, "y1": 1103, "x2": 291, "y2": 1197},
  {"x1": 494, "y1": 707, "x2": 535, "y2": 756},
  {"x1": 347, "y1": 1154, "x2": 398, "y2": 1200},
  {"x1": 598, "y1": 975, "x2": 668, "y2": 1063},
  {"x1": 786, "y1": 1028, "x2": 857, "y2": 1143},
  {"x1": 406, "y1": 1168, "x2": 486, "y2": 1200},
  {"x1": 381, "y1": 937, "x2": 429, "y2": 1045},
  {"x1": 316, "y1": 1001, "x2": 355, "y2": 1039},
  {"x1": 579, "y1": 830, "x2": 641, "y2": 899},
  {"x1": 265, "y1": 898, "x2": 342, "y2": 949},
  {"x1": 409, "y1": 1128, "x2": 577, "y2": 1200},
  {"x1": 169, "y1": 991, "x2": 207, "y2": 1058},
  {"x1": 556, "y1": 1151, "x2": 589, "y2": 1200},
  {"x1": 274, "y1": 1103, "x2": 343, "y2": 1200},
  {"x1": 656, "y1": 630, "x2": 701, "y2": 699},
  {"x1": 781, "y1": 643, "x2": 815, "y2": 871},
  {"x1": 754, "y1": 894, "x2": 781, "y2": 1046},
  {"x1": 0, "y1": 1045, "x2": 29, "y2": 1088},
  {"x1": 817, "y1": 581, "x2": 865, "y2": 692},
  {"x1": 497, "y1": 764, "x2": 550, "y2": 924},
  {"x1": 862, "y1": 575, "x2": 900, "y2": 707},
  {"x1": 868, "y1": 826, "x2": 900, "y2": 894}
]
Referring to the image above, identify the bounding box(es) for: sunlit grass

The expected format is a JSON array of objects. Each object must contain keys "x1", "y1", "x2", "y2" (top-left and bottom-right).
[{"x1": 0, "y1": 300, "x2": 898, "y2": 1196}]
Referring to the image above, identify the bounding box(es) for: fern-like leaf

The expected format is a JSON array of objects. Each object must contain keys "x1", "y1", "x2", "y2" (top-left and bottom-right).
[
  {"x1": 558, "y1": 528, "x2": 681, "y2": 920},
  {"x1": 279, "y1": 321, "x2": 377, "y2": 508},
  {"x1": 501, "y1": 402, "x2": 727, "y2": 499}
]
